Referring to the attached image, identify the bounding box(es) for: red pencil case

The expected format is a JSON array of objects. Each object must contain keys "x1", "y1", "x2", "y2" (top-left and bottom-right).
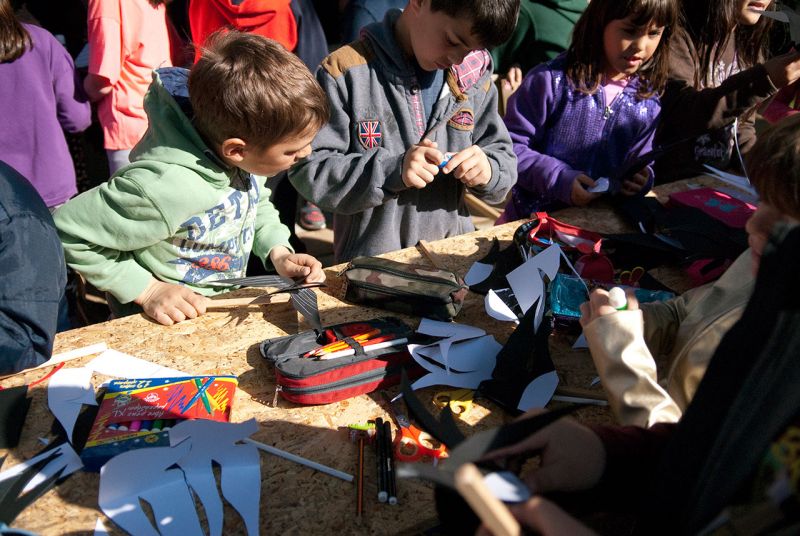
[{"x1": 259, "y1": 317, "x2": 424, "y2": 405}]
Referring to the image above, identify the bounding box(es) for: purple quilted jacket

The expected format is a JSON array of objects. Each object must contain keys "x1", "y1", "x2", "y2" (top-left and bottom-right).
[{"x1": 501, "y1": 55, "x2": 661, "y2": 221}]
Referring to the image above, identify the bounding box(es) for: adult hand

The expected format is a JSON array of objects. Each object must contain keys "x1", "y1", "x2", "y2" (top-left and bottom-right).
[
  {"x1": 571, "y1": 174, "x2": 602, "y2": 206},
  {"x1": 620, "y1": 168, "x2": 650, "y2": 196},
  {"x1": 481, "y1": 415, "x2": 606, "y2": 494},
  {"x1": 134, "y1": 278, "x2": 209, "y2": 326},
  {"x1": 476, "y1": 496, "x2": 598, "y2": 536},
  {"x1": 442, "y1": 145, "x2": 492, "y2": 188},
  {"x1": 402, "y1": 139, "x2": 443, "y2": 189},
  {"x1": 270, "y1": 246, "x2": 326, "y2": 284},
  {"x1": 579, "y1": 288, "x2": 639, "y2": 328}
]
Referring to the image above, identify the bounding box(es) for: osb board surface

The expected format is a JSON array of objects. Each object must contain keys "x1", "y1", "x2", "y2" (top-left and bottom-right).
[{"x1": 3, "y1": 178, "x2": 716, "y2": 535}]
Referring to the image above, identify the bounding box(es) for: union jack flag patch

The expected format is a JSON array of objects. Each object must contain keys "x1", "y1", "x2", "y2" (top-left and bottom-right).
[{"x1": 357, "y1": 120, "x2": 382, "y2": 149}]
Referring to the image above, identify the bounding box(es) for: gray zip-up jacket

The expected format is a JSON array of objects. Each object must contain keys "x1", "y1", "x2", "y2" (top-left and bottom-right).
[{"x1": 289, "y1": 10, "x2": 516, "y2": 262}]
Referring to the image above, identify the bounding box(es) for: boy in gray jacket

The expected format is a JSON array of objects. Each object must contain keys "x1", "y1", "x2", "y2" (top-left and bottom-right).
[{"x1": 289, "y1": 0, "x2": 519, "y2": 262}]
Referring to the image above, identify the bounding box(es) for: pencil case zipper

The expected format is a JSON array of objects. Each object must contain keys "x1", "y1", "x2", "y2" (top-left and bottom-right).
[
  {"x1": 346, "y1": 262, "x2": 463, "y2": 287},
  {"x1": 277, "y1": 365, "x2": 405, "y2": 395},
  {"x1": 345, "y1": 279, "x2": 455, "y2": 303}
]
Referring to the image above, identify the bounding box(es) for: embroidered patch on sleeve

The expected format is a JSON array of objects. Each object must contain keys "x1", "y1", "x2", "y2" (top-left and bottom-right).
[
  {"x1": 448, "y1": 108, "x2": 475, "y2": 131},
  {"x1": 357, "y1": 120, "x2": 383, "y2": 149}
]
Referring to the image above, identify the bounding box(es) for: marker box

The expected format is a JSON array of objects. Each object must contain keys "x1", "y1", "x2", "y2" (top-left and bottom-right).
[{"x1": 81, "y1": 376, "x2": 237, "y2": 471}]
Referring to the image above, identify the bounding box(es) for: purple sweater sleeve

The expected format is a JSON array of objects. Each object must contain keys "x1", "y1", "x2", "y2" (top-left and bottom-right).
[
  {"x1": 503, "y1": 68, "x2": 581, "y2": 205},
  {"x1": 50, "y1": 36, "x2": 91, "y2": 134}
]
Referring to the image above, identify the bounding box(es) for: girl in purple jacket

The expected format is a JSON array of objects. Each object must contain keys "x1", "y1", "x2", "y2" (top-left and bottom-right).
[{"x1": 498, "y1": 0, "x2": 677, "y2": 223}]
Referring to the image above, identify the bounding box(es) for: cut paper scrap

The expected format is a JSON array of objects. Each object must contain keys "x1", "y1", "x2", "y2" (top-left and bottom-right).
[
  {"x1": 87, "y1": 349, "x2": 190, "y2": 380},
  {"x1": 169, "y1": 419, "x2": 261, "y2": 536},
  {"x1": 505, "y1": 244, "x2": 562, "y2": 333},
  {"x1": 587, "y1": 177, "x2": 610, "y2": 194},
  {"x1": 47, "y1": 366, "x2": 97, "y2": 443},
  {"x1": 572, "y1": 333, "x2": 588, "y2": 349},
  {"x1": 703, "y1": 164, "x2": 757, "y2": 197},
  {"x1": 99, "y1": 440, "x2": 201, "y2": 536},
  {"x1": 409, "y1": 321, "x2": 501, "y2": 390},
  {"x1": 464, "y1": 261, "x2": 494, "y2": 287},
  {"x1": 483, "y1": 471, "x2": 532, "y2": 503},
  {"x1": 0, "y1": 443, "x2": 83, "y2": 494},
  {"x1": 94, "y1": 518, "x2": 110, "y2": 536},
  {"x1": 517, "y1": 370, "x2": 560, "y2": 411},
  {"x1": 485, "y1": 289, "x2": 518, "y2": 323},
  {"x1": 415, "y1": 319, "x2": 486, "y2": 374}
]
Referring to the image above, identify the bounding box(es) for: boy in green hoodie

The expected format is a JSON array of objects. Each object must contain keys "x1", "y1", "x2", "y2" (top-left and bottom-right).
[{"x1": 55, "y1": 32, "x2": 330, "y2": 326}]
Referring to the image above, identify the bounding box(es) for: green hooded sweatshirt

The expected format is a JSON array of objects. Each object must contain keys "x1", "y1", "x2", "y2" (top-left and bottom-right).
[
  {"x1": 491, "y1": 0, "x2": 587, "y2": 76},
  {"x1": 55, "y1": 68, "x2": 291, "y2": 311}
]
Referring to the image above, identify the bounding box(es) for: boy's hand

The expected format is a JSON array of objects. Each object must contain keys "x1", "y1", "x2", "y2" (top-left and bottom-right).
[
  {"x1": 402, "y1": 139, "x2": 443, "y2": 189},
  {"x1": 441, "y1": 145, "x2": 492, "y2": 188},
  {"x1": 269, "y1": 246, "x2": 326, "y2": 284},
  {"x1": 134, "y1": 278, "x2": 209, "y2": 326},
  {"x1": 571, "y1": 174, "x2": 602, "y2": 206},
  {"x1": 620, "y1": 168, "x2": 650, "y2": 196}
]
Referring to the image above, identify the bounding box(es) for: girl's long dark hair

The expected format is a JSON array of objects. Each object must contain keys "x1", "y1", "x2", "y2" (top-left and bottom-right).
[
  {"x1": 566, "y1": 0, "x2": 678, "y2": 99},
  {"x1": 680, "y1": 0, "x2": 773, "y2": 88},
  {"x1": 0, "y1": 0, "x2": 30, "y2": 62}
]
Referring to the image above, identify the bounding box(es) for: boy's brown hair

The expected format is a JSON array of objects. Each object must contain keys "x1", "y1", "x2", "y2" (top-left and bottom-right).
[
  {"x1": 747, "y1": 114, "x2": 800, "y2": 220},
  {"x1": 189, "y1": 31, "x2": 329, "y2": 149},
  {"x1": 429, "y1": 0, "x2": 520, "y2": 48}
]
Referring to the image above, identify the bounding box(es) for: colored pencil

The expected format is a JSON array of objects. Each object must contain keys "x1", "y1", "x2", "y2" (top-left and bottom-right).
[
  {"x1": 316, "y1": 338, "x2": 409, "y2": 361},
  {"x1": 128, "y1": 420, "x2": 142, "y2": 432}
]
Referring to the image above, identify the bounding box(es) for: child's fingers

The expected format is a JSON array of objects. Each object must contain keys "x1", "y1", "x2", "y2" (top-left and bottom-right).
[
  {"x1": 152, "y1": 310, "x2": 176, "y2": 326},
  {"x1": 420, "y1": 138, "x2": 438, "y2": 149},
  {"x1": 185, "y1": 292, "x2": 208, "y2": 315},
  {"x1": 441, "y1": 147, "x2": 473, "y2": 173},
  {"x1": 422, "y1": 147, "x2": 445, "y2": 166}
]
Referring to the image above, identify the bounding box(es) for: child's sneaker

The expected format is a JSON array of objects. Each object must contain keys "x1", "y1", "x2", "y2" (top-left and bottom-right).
[{"x1": 298, "y1": 201, "x2": 326, "y2": 230}]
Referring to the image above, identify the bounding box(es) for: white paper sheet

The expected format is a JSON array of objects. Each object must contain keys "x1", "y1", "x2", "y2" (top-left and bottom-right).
[
  {"x1": 517, "y1": 370, "x2": 560, "y2": 411},
  {"x1": 87, "y1": 349, "x2": 190, "y2": 379},
  {"x1": 99, "y1": 441, "x2": 201, "y2": 536},
  {"x1": 169, "y1": 420, "x2": 261, "y2": 536},
  {"x1": 47, "y1": 367, "x2": 97, "y2": 442},
  {"x1": 415, "y1": 319, "x2": 486, "y2": 373},
  {"x1": 0, "y1": 443, "x2": 83, "y2": 493}
]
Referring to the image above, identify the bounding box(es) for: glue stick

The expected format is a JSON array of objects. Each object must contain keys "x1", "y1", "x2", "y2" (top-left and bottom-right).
[
  {"x1": 608, "y1": 287, "x2": 627, "y2": 311},
  {"x1": 438, "y1": 152, "x2": 455, "y2": 169}
]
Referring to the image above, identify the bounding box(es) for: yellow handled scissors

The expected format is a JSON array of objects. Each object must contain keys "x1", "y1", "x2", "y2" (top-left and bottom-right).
[{"x1": 433, "y1": 389, "x2": 474, "y2": 417}]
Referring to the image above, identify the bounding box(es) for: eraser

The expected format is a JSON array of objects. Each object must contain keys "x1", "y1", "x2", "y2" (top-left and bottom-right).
[{"x1": 439, "y1": 152, "x2": 455, "y2": 169}]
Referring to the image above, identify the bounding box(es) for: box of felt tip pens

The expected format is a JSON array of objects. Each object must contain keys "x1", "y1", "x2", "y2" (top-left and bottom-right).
[{"x1": 81, "y1": 376, "x2": 237, "y2": 471}]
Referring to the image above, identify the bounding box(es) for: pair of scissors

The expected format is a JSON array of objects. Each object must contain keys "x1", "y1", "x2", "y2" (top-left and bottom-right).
[
  {"x1": 617, "y1": 266, "x2": 645, "y2": 286},
  {"x1": 432, "y1": 389, "x2": 474, "y2": 418},
  {"x1": 381, "y1": 392, "x2": 448, "y2": 463}
]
